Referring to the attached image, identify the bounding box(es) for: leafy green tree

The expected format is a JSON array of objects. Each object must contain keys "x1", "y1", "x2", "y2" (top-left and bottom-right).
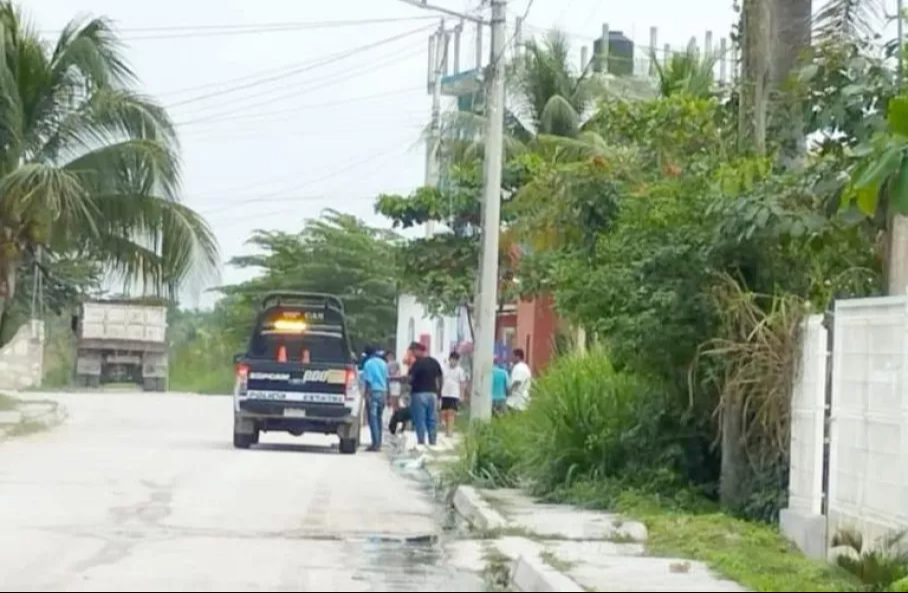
[
  {"x1": 219, "y1": 210, "x2": 400, "y2": 350},
  {"x1": 0, "y1": 2, "x2": 219, "y2": 343},
  {"x1": 375, "y1": 160, "x2": 530, "y2": 315}
]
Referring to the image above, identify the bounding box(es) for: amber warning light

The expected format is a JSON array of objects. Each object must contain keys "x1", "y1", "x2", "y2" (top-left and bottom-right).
[{"x1": 270, "y1": 319, "x2": 308, "y2": 333}]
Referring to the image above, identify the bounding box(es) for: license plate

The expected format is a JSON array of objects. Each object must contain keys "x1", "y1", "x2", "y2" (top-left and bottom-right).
[{"x1": 284, "y1": 408, "x2": 307, "y2": 418}]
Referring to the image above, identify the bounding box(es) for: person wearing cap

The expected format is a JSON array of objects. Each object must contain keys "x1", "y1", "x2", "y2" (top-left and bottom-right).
[
  {"x1": 361, "y1": 345, "x2": 389, "y2": 452},
  {"x1": 406, "y1": 341, "x2": 443, "y2": 447}
]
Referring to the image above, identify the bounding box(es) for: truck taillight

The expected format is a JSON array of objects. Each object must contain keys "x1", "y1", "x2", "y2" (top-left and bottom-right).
[
  {"x1": 344, "y1": 366, "x2": 358, "y2": 401},
  {"x1": 236, "y1": 363, "x2": 249, "y2": 380}
]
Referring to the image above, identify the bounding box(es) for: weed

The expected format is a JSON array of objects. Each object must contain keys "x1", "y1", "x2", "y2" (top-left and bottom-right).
[
  {"x1": 0, "y1": 393, "x2": 19, "y2": 411},
  {"x1": 481, "y1": 545, "x2": 512, "y2": 591},
  {"x1": 540, "y1": 550, "x2": 575, "y2": 572},
  {"x1": 6, "y1": 419, "x2": 49, "y2": 437},
  {"x1": 831, "y1": 527, "x2": 908, "y2": 591}
]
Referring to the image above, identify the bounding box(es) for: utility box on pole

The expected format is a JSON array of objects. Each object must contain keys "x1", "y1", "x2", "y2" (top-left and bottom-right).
[{"x1": 73, "y1": 300, "x2": 169, "y2": 391}]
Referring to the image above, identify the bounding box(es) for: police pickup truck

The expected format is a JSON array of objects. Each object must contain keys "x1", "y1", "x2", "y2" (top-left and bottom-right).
[{"x1": 232, "y1": 292, "x2": 363, "y2": 454}]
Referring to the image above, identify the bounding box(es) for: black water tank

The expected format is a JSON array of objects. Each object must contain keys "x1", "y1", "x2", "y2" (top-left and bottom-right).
[{"x1": 592, "y1": 31, "x2": 635, "y2": 76}]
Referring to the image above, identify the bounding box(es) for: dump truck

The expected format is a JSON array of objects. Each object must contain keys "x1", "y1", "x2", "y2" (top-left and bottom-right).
[{"x1": 73, "y1": 300, "x2": 169, "y2": 391}]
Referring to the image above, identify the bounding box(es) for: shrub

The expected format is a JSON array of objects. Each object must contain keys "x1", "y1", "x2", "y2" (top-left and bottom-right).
[
  {"x1": 832, "y1": 528, "x2": 908, "y2": 592},
  {"x1": 453, "y1": 412, "x2": 526, "y2": 488},
  {"x1": 519, "y1": 349, "x2": 690, "y2": 496}
]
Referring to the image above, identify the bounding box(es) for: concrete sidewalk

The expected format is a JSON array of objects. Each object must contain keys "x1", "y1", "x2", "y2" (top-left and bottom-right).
[{"x1": 448, "y1": 486, "x2": 748, "y2": 592}]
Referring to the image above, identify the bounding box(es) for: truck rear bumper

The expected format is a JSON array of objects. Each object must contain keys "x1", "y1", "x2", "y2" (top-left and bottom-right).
[{"x1": 235, "y1": 401, "x2": 357, "y2": 435}]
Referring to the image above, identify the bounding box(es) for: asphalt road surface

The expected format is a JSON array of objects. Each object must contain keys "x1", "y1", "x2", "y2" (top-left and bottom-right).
[{"x1": 0, "y1": 392, "x2": 484, "y2": 592}]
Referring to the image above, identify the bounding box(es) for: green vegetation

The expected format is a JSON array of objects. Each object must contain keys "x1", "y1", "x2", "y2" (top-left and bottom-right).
[
  {"x1": 167, "y1": 210, "x2": 400, "y2": 393},
  {"x1": 0, "y1": 393, "x2": 17, "y2": 411},
  {"x1": 450, "y1": 350, "x2": 861, "y2": 592},
  {"x1": 829, "y1": 527, "x2": 908, "y2": 592},
  {"x1": 0, "y1": 1, "x2": 219, "y2": 348}
]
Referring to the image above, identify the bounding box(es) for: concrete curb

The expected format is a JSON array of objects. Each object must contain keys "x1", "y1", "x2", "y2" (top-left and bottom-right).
[
  {"x1": 452, "y1": 485, "x2": 507, "y2": 531},
  {"x1": 0, "y1": 400, "x2": 66, "y2": 439},
  {"x1": 510, "y1": 554, "x2": 584, "y2": 592}
]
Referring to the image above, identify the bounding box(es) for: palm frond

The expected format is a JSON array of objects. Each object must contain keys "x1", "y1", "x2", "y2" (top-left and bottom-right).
[
  {"x1": 814, "y1": 0, "x2": 884, "y2": 44},
  {"x1": 39, "y1": 88, "x2": 179, "y2": 163},
  {"x1": 48, "y1": 14, "x2": 136, "y2": 89},
  {"x1": 650, "y1": 48, "x2": 717, "y2": 98}
]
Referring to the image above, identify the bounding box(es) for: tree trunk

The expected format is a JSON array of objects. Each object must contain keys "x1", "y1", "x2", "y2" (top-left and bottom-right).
[
  {"x1": 723, "y1": 0, "x2": 773, "y2": 513},
  {"x1": 739, "y1": 0, "x2": 772, "y2": 154},
  {"x1": 0, "y1": 254, "x2": 19, "y2": 346},
  {"x1": 771, "y1": 0, "x2": 812, "y2": 169}
]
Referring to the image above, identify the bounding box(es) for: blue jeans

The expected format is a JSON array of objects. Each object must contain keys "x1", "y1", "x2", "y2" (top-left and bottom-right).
[
  {"x1": 410, "y1": 392, "x2": 438, "y2": 445},
  {"x1": 367, "y1": 392, "x2": 386, "y2": 448}
]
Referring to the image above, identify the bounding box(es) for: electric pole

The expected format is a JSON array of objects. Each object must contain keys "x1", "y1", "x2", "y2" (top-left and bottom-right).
[
  {"x1": 889, "y1": 0, "x2": 908, "y2": 296},
  {"x1": 470, "y1": 0, "x2": 507, "y2": 421},
  {"x1": 425, "y1": 19, "x2": 446, "y2": 238}
]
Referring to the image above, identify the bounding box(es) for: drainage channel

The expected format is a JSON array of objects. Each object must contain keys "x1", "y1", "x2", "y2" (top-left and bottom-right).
[{"x1": 374, "y1": 448, "x2": 493, "y2": 592}]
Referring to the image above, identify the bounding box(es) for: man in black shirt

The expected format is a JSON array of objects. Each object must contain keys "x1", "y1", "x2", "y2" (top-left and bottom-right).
[{"x1": 406, "y1": 341, "x2": 443, "y2": 446}]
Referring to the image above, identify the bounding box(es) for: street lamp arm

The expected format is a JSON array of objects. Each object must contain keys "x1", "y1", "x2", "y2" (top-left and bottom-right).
[{"x1": 397, "y1": 0, "x2": 488, "y2": 24}]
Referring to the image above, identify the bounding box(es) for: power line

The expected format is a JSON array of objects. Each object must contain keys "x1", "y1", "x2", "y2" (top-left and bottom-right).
[
  {"x1": 165, "y1": 24, "x2": 433, "y2": 109},
  {"x1": 197, "y1": 140, "x2": 417, "y2": 212},
  {"x1": 42, "y1": 16, "x2": 436, "y2": 37},
  {"x1": 187, "y1": 132, "x2": 421, "y2": 203},
  {"x1": 180, "y1": 108, "x2": 425, "y2": 138},
  {"x1": 172, "y1": 45, "x2": 428, "y2": 124}
]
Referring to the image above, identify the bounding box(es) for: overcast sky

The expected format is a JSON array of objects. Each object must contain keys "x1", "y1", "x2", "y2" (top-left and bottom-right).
[{"x1": 25, "y1": 0, "x2": 793, "y2": 306}]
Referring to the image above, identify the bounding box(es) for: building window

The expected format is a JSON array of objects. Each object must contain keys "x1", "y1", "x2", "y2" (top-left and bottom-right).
[{"x1": 408, "y1": 318, "x2": 415, "y2": 344}]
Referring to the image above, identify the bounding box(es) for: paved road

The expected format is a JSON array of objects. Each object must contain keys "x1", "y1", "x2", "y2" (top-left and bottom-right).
[{"x1": 0, "y1": 392, "x2": 483, "y2": 592}]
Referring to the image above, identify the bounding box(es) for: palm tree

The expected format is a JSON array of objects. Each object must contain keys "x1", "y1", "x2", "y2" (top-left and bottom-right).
[
  {"x1": 0, "y1": 3, "x2": 219, "y2": 335},
  {"x1": 813, "y1": 0, "x2": 882, "y2": 44},
  {"x1": 651, "y1": 49, "x2": 718, "y2": 98},
  {"x1": 434, "y1": 29, "x2": 606, "y2": 164}
]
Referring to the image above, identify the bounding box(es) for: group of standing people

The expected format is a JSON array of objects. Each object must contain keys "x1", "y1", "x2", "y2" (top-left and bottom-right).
[{"x1": 359, "y1": 342, "x2": 532, "y2": 451}]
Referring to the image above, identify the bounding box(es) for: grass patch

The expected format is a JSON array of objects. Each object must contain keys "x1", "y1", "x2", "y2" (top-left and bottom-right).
[
  {"x1": 540, "y1": 549, "x2": 575, "y2": 572},
  {"x1": 6, "y1": 418, "x2": 50, "y2": 437},
  {"x1": 0, "y1": 393, "x2": 19, "y2": 411},
  {"x1": 554, "y1": 482, "x2": 859, "y2": 592},
  {"x1": 481, "y1": 545, "x2": 512, "y2": 591}
]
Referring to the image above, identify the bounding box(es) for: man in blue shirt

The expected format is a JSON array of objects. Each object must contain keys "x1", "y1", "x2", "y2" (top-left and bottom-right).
[
  {"x1": 361, "y1": 345, "x2": 389, "y2": 451},
  {"x1": 491, "y1": 358, "x2": 510, "y2": 415}
]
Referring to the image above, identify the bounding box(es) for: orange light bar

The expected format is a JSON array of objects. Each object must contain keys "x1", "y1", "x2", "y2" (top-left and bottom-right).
[{"x1": 271, "y1": 319, "x2": 308, "y2": 332}]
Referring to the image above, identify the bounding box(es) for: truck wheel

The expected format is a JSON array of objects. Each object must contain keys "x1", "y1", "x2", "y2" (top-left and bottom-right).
[
  {"x1": 339, "y1": 437, "x2": 358, "y2": 455},
  {"x1": 233, "y1": 430, "x2": 253, "y2": 449}
]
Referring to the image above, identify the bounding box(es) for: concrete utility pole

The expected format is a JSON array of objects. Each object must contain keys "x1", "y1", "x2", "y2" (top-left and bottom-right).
[
  {"x1": 889, "y1": 0, "x2": 908, "y2": 295},
  {"x1": 425, "y1": 20, "x2": 446, "y2": 238},
  {"x1": 470, "y1": 0, "x2": 507, "y2": 422}
]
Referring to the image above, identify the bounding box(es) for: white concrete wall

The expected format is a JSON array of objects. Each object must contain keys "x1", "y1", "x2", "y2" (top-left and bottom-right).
[
  {"x1": 827, "y1": 297, "x2": 908, "y2": 543},
  {"x1": 0, "y1": 320, "x2": 45, "y2": 390},
  {"x1": 782, "y1": 297, "x2": 908, "y2": 558},
  {"x1": 395, "y1": 294, "x2": 470, "y2": 362}
]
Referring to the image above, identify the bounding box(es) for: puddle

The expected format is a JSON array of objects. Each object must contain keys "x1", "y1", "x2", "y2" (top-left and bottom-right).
[
  {"x1": 345, "y1": 537, "x2": 486, "y2": 591},
  {"x1": 373, "y1": 448, "x2": 488, "y2": 591}
]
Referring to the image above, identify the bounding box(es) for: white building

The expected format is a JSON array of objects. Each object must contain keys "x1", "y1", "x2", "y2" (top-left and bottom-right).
[{"x1": 394, "y1": 293, "x2": 471, "y2": 362}]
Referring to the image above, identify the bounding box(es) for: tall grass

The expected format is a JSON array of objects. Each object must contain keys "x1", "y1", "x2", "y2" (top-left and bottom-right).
[{"x1": 454, "y1": 348, "x2": 692, "y2": 501}]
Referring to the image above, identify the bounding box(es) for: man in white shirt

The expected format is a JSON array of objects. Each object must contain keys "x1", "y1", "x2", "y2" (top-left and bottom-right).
[
  {"x1": 440, "y1": 351, "x2": 466, "y2": 438},
  {"x1": 507, "y1": 348, "x2": 532, "y2": 411}
]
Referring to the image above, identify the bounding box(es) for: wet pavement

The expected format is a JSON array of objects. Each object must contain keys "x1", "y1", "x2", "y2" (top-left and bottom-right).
[{"x1": 0, "y1": 392, "x2": 486, "y2": 592}]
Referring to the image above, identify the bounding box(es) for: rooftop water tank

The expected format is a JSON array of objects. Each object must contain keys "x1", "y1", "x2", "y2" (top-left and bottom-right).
[{"x1": 592, "y1": 30, "x2": 635, "y2": 76}]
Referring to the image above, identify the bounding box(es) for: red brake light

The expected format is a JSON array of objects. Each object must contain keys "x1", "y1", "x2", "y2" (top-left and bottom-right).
[
  {"x1": 236, "y1": 363, "x2": 250, "y2": 379},
  {"x1": 344, "y1": 365, "x2": 357, "y2": 401}
]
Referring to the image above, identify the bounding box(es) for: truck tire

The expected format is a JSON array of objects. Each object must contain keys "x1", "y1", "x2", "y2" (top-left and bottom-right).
[
  {"x1": 339, "y1": 437, "x2": 358, "y2": 455},
  {"x1": 143, "y1": 378, "x2": 166, "y2": 392},
  {"x1": 233, "y1": 430, "x2": 254, "y2": 449}
]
